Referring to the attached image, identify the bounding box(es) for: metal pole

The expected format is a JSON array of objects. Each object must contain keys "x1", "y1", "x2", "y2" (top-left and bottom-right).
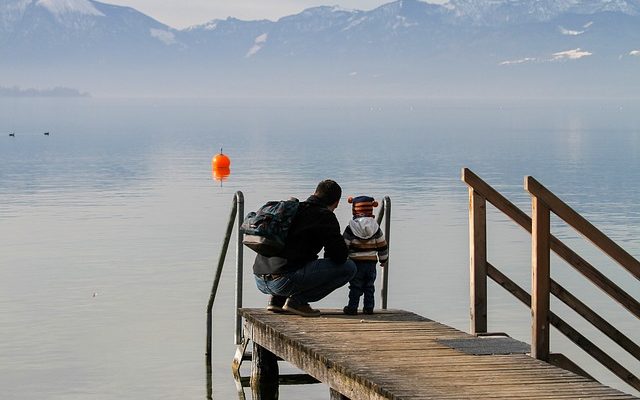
[
  {"x1": 381, "y1": 196, "x2": 391, "y2": 309},
  {"x1": 206, "y1": 193, "x2": 240, "y2": 361},
  {"x1": 234, "y1": 191, "x2": 244, "y2": 345}
]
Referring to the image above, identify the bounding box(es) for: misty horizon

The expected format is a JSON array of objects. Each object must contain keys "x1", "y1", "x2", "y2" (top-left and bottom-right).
[{"x1": 1, "y1": 0, "x2": 639, "y2": 98}]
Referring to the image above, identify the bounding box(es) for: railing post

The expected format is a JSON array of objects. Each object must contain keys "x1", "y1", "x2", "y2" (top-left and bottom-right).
[
  {"x1": 381, "y1": 196, "x2": 391, "y2": 310},
  {"x1": 206, "y1": 192, "x2": 241, "y2": 361},
  {"x1": 531, "y1": 190, "x2": 551, "y2": 360},
  {"x1": 234, "y1": 191, "x2": 244, "y2": 345},
  {"x1": 469, "y1": 188, "x2": 487, "y2": 334}
]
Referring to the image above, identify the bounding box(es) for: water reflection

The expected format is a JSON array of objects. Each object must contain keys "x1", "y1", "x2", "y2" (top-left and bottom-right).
[
  {"x1": 206, "y1": 339, "x2": 249, "y2": 400},
  {"x1": 1, "y1": 98, "x2": 639, "y2": 399},
  {"x1": 212, "y1": 167, "x2": 231, "y2": 184}
]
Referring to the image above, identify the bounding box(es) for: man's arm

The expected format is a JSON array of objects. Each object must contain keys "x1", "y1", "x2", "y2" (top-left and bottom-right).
[{"x1": 322, "y1": 213, "x2": 348, "y2": 263}]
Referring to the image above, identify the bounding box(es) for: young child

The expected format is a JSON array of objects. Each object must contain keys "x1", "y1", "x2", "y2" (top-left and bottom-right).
[{"x1": 342, "y1": 196, "x2": 388, "y2": 315}]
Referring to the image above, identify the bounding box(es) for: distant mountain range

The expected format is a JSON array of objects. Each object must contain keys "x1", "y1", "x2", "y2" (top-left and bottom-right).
[
  {"x1": 0, "y1": 85, "x2": 89, "y2": 97},
  {"x1": 1, "y1": 0, "x2": 639, "y2": 97}
]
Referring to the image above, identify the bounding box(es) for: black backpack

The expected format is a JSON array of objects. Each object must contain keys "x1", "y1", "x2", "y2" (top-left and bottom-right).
[{"x1": 240, "y1": 198, "x2": 299, "y2": 256}]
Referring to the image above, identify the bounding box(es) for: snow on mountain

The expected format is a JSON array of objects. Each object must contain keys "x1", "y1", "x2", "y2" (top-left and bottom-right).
[
  {"x1": 500, "y1": 57, "x2": 537, "y2": 65},
  {"x1": 1, "y1": 0, "x2": 103, "y2": 30},
  {"x1": 570, "y1": 0, "x2": 640, "y2": 15},
  {"x1": 448, "y1": 0, "x2": 640, "y2": 25},
  {"x1": 1, "y1": 0, "x2": 31, "y2": 16},
  {"x1": 0, "y1": 0, "x2": 180, "y2": 68},
  {"x1": 552, "y1": 48, "x2": 593, "y2": 60},
  {"x1": 559, "y1": 24, "x2": 589, "y2": 35},
  {"x1": 276, "y1": 5, "x2": 360, "y2": 33},
  {"x1": 36, "y1": 0, "x2": 104, "y2": 17},
  {"x1": 150, "y1": 28, "x2": 176, "y2": 45},
  {"x1": 500, "y1": 47, "x2": 594, "y2": 65},
  {"x1": 245, "y1": 32, "x2": 268, "y2": 57},
  {"x1": 1, "y1": 0, "x2": 31, "y2": 30},
  {"x1": 186, "y1": 20, "x2": 217, "y2": 31},
  {"x1": 342, "y1": 15, "x2": 368, "y2": 30}
]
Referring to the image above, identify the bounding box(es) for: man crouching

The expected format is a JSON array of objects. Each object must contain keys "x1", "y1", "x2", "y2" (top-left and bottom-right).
[{"x1": 253, "y1": 179, "x2": 357, "y2": 317}]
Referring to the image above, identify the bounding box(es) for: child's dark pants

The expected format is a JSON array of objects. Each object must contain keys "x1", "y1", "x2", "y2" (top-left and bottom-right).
[{"x1": 347, "y1": 260, "x2": 377, "y2": 310}]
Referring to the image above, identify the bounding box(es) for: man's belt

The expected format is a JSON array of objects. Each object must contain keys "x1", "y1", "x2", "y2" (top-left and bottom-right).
[{"x1": 259, "y1": 274, "x2": 283, "y2": 281}]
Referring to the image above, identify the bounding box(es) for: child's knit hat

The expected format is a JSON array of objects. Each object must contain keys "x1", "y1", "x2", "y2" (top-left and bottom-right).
[{"x1": 348, "y1": 195, "x2": 378, "y2": 218}]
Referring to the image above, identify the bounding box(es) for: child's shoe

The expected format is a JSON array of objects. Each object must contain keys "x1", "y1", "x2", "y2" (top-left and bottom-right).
[
  {"x1": 362, "y1": 308, "x2": 374, "y2": 315},
  {"x1": 343, "y1": 306, "x2": 357, "y2": 315}
]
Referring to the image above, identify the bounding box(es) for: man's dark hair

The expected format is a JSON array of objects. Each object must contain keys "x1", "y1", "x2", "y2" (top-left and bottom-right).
[{"x1": 314, "y1": 179, "x2": 342, "y2": 206}]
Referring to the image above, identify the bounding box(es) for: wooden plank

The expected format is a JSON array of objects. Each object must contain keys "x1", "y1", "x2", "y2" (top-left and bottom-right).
[
  {"x1": 249, "y1": 323, "x2": 392, "y2": 400},
  {"x1": 240, "y1": 309, "x2": 637, "y2": 399},
  {"x1": 246, "y1": 306, "x2": 640, "y2": 394},
  {"x1": 330, "y1": 388, "x2": 350, "y2": 399},
  {"x1": 525, "y1": 176, "x2": 640, "y2": 280},
  {"x1": 531, "y1": 195, "x2": 551, "y2": 361},
  {"x1": 487, "y1": 262, "x2": 531, "y2": 305},
  {"x1": 469, "y1": 188, "x2": 488, "y2": 334},
  {"x1": 437, "y1": 336, "x2": 530, "y2": 355}
]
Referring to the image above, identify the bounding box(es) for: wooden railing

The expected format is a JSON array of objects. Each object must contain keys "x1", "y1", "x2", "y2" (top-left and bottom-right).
[{"x1": 462, "y1": 168, "x2": 640, "y2": 393}]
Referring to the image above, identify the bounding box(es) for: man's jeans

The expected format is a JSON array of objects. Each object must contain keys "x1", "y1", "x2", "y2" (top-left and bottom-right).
[{"x1": 255, "y1": 258, "x2": 356, "y2": 304}]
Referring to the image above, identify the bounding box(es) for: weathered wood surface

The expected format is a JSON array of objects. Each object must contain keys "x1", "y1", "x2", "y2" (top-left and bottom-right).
[
  {"x1": 468, "y1": 188, "x2": 487, "y2": 335},
  {"x1": 531, "y1": 196, "x2": 551, "y2": 360},
  {"x1": 240, "y1": 308, "x2": 638, "y2": 400},
  {"x1": 462, "y1": 168, "x2": 640, "y2": 319},
  {"x1": 525, "y1": 176, "x2": 640, "y2": 280},
  {"x1": 250, "y1": 341, "x2": 279, "y2": 399}
]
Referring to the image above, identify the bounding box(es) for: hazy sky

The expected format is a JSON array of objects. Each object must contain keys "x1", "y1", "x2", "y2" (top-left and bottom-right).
[{"x1": 106, "y1": 0, "x2": 446, "y2": 29}]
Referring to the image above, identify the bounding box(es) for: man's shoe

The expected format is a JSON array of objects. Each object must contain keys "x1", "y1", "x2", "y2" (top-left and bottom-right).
[
  {"x1": 283, "y1": 297, "x2": 321, "y2": 317},
  {"x1": 343, "y1": 306, "x2": 357, "y2": 315},
  {"x1": 362, "y1": 308, "x2": 374, "y2": 315},
  {"x1": 266, "y1": 295, "x2": 287, "y2": 313}
]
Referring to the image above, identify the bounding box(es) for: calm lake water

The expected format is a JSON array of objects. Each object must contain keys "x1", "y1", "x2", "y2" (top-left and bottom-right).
[{"x1": 1, "y1": 98, "x2": 639, "y2": 399}]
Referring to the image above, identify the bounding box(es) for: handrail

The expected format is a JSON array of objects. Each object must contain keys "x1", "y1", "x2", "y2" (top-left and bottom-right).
[
  {"x1": 234, "y1": 193, "x2": 245, "y2": 345},
  {"x1": 462, "y1": 168, "x2": 640, "y2": 318},
  {"x1": 525, "y1": 176, "x2": 640, "y2": 280},
  {"x1": 486, "y1": 262, "x2": 640, "y2": 390},
  {"x1": 206, "y1": 191, "x2": 244, "y2": 363},
  {"x1": 376, "y1": 196, "x2": 391, "y2": 309},
  {"x1": 550, "y1": 280, "x2": 640, "y2": 361},
  {"x1": 462, "y1": 168, "x2": 640, "y2": 393}
]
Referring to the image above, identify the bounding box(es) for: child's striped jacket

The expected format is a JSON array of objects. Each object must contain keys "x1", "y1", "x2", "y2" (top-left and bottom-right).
[{"x1": 343, "y1": 217, "x2": 388, "y2": 264}]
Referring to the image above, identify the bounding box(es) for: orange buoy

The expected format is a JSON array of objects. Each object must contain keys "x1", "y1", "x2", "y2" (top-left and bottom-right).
[
  {"x1": 212, "y1": 148, "x2": 231, "y2": 169},
  {"x1": 212, "y1": 166, "x2": 230, "y2": 182}
]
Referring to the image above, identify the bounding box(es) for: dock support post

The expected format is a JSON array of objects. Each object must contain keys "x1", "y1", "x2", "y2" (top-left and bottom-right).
[
  {"x1": 469, "y1": 188, "x2": 487, "y2": 334},
  {"x1": 330, "y1": 388, "x2": 350, "y2": 399},
  {"x1": 250, "y1": 342, "x2": 279, "y2": 400}
]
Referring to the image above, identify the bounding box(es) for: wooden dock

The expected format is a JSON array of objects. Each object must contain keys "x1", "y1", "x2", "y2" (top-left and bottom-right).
[{"x1": 239, "y1": 308, "x2": 638, "y2": 399}]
